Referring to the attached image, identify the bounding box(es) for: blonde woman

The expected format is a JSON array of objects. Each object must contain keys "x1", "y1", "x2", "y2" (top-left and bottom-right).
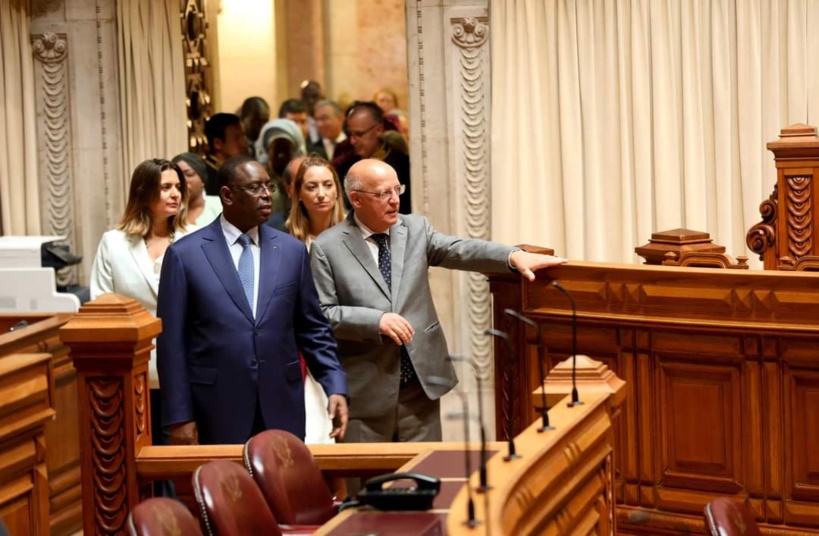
[
  {"x1": 286, "y1": 156, "x2": 346, "y2": 443},
  {"x1": 90, "y1": 158, "x2": 190, "y2": 455}
]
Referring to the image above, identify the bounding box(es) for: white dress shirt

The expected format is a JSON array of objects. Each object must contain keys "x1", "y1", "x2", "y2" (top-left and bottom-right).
[
  {"x1": 354, "y1": 213, "x2": 388, "y2": 267},
  {"x1": 322, "y1": 132, "x2": 347, "y2": 161}
]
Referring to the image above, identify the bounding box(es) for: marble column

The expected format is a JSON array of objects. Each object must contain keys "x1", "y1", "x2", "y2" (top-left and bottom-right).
[
  {"x1": 405, "y1": 0, "x2": 493, "y2": 440},
  {"x1": 30, "y1": 0, "x2": 123, "y2": 285}
]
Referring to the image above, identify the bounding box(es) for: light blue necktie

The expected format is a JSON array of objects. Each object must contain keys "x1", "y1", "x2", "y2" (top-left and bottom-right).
[{"x1": 237, "y1": 233, "x2": 254, "y2": 314}]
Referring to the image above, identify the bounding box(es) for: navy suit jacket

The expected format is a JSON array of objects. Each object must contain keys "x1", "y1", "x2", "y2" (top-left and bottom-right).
[{"x1": 156, "y1": 218, "x2": 347, "y2": 444}]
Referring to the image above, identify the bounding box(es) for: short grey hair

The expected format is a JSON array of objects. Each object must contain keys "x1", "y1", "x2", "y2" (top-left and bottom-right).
[
  {"x1": 344, "y1": 171, "x2": 363, "y2": 198},
  {"x1": 315, "y1": 99, "x2": 343, "y2": 116}
]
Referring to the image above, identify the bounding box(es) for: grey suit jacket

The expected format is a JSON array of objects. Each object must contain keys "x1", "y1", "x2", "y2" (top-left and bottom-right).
[{"x1": 310, "y1": 213, "x2": 514, "y2": 419}]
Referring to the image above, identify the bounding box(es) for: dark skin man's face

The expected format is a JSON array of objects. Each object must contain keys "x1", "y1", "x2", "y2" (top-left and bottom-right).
[{"x1": 220, "y1": 161, "x2": 273, "y2": 232}]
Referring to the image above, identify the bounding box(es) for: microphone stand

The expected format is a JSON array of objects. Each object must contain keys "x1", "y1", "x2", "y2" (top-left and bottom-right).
[
  {"x1": 447, "y1": 355, "x2": 491, "y2": 491},
  {"x1": 503, "y1": 309, "x2": 554, "y2": 432},
  {"x1": 485, "y1": 329, "x2": 521, "y2": 461},
  {"x1": 427, "y1": 376, "x2": 479, "y2": 527},
  {"x1": 552, "y1": 281, "x2": 582, "y2": 407}
]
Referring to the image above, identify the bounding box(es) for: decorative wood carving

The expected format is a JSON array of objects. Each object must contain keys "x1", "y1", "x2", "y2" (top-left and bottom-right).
[
  {"x1": 60, "y1": 294, "x2": 161, "y2": 535},
  {"x1": 661, "y1": 251, "x2": 749, "y2": 269},
  {"x1": 451, "y1": 16, "x2": 493, "y2": 383},
  {"x1": 784, "y1": 175, "x2": 812, "y2": 259},
  {"x1": 636, "y1": 228, "x2": 726, "y2": 266},
  {"x1": 32, "y1": 32, "x2": 76, "y2": 286},
  {"x1": 747, "y1": 184, "x2": 778, "y2": 264},
  {"x1": 180, "y1": 0, "x2": 213, "y2": 152},
  {"x1": 489, "y1": 261, "x2": 819, "y2": 535}
]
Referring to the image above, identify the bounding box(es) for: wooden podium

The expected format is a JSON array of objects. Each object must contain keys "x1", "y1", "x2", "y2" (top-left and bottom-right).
[{"x1": 488, "y1": 261, "x2": 819, "y2": 535}]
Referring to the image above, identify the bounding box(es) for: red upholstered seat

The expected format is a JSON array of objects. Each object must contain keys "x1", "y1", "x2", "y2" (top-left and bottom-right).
[
  {"x1": 192, "y1": 460, "x2": 282, "y2": 536},
  {"x1": 127, "y1": 498, "x2": 203, "y2": 536},
  {"x1": 704, "y1": 497, "x2": 762, "y2": 536},
  {"x1": 243, "y1": 430, "x2": 335, "y2": 527}
]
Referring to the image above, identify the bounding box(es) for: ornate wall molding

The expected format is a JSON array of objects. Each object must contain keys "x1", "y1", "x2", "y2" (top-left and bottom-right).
[
  {"x1": 413, "y1": 4, "x2": 430, "y2": 214},
  {"x1": 451, "y1": 17, "x2": 492, "y2": 381},
  {"x1": 32, "y1": 32, "x2": 75, "y2": 285}
]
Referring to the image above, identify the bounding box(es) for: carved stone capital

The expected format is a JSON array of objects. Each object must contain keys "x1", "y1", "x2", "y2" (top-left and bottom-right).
[
  {"x1": 451, "y1": 17, "x2": 488, "y2": 49},
  {"x1": 32, "y1": 32, "x2": 67, "y2": 64}
]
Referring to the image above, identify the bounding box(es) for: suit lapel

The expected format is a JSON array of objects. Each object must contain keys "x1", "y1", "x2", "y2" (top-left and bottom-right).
[
  {"x1": 201, "y1": 220, "x2": 255, "y2": 323},
  {"x1": 341, "y1": 219, "x2": 391, "y2": 300},
  {"x1": 128, "y1": 236, "x2": 159, "y2": 297},
  {"x1": 255, "y1": 225, "x2": 282, "y2": 324},
  {"x1": 389, "y1": 221, "x2": 407, "y2": 304}
]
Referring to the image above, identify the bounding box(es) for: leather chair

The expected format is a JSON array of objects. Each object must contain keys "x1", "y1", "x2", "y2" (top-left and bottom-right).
[
  {"x1": 192, "y1": 460, "x2": 282, "y2": 536},
  {"x1": 127, "y1": 498, "x2": 203, "y2": 536},
  {"x1": 704, "y1": 497, "x2": 762, "y2": 536},
  {"x1": 243, "y1": 430, "x2": 335, "y2": 529}
]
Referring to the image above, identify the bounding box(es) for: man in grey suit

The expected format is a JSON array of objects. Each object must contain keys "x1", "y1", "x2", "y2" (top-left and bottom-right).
[{"x1": 310, "y1": 159, "x2": 565, "y2": 442}]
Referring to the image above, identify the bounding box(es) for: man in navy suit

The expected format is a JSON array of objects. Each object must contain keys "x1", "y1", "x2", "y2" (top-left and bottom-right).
[{"x1": 157, "y1": 156, "x2": 348, "y2": 445}]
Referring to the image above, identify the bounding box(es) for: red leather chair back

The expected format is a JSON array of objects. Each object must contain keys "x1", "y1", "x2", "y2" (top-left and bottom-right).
[
  {"x1": 127, "y1": 498, "x2": 203, "y2": 536},
  {"x1": 704, "y1": 497, "x2": 762, "y2": 536},
  {"x1": 243, "y1": 430, "x2": 335, "y2": 525},
  {"x1": 192, "y1": 460, "x2": 282, "y2": 536}
]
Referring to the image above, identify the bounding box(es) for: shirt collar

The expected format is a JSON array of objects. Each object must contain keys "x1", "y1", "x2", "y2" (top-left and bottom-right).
[
  {"x1": 220, "y1": 214, "x2": 260, "y2": 246},
  {"x1": 354, "y1": 213, "x2": 388, "y2": 241}
]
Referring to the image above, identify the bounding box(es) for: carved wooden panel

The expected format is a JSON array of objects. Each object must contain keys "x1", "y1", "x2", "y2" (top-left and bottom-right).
[
  {"x1": 180, "y1": 0, "x2": 212, "y2": 152},
  {"x1": 489, "y1": 262, "x2": 819, "y2": 534}
]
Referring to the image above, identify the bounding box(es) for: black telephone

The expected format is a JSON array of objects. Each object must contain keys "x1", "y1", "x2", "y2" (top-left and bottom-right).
[{"x1": 356, "y1": 472, "x2": 441, "y2": 511}]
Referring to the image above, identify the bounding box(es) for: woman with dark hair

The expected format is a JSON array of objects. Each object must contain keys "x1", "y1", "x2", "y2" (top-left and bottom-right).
[
  {"x1": 286, "y1": 156, "x2": 346, "y2": 443},
  {"x1": 90, "y1": 159, "x2": 190, "y2": 461},
  {"x1": 172, "y1": 152, "x2": 222, "y2": 226}
]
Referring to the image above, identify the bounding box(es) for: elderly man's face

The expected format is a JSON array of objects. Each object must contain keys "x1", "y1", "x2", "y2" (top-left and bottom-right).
[{"x1": 349, "y1": 161, "x2": 401, "y2": 233}]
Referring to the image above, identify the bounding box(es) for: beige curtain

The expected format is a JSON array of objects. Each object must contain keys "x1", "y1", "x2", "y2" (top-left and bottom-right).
[
  {"x1": 491, "y1": 0, "x2": 819, "y2": 264},
  {"x1": 117, "y1": 0, "x2": 187, "y2": 182},
  {"x1": 0, "y1": 0, "x2": 40, "y2": 235}
]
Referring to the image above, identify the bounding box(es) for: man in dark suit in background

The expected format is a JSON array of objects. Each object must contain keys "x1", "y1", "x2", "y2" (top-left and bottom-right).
[
  {"x1": 157, "y1": 156, "x2": 348, "y2": 445},
  {"x1": 310, "y1": 159, "x2": 564, "y2": 443},
  {"x1": 204, "y1": 113, "x2": 248, "y2": 195}
]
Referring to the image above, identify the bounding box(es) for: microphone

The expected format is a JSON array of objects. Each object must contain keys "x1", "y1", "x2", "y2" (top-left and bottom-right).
[
  {"x1": 552, "y1": 281, "x2": 582, "y2": 406},
  {"x1": 447, "y1": 355, "x2": 491, "y2": 491},
  {"x1": 485, "y1": 329, "x2": 521, "y2": 461},
  {"x1": 503, "y1": 309, "x2": 553, "y2": 432},
  {"x1": 426, "y1": 376, "x2": 479, "y2": 527}
]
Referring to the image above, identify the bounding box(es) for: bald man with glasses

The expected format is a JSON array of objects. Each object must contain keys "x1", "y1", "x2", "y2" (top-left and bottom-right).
[{"x1": 310, "y1": 159, "x2": 565, "y2": 444}]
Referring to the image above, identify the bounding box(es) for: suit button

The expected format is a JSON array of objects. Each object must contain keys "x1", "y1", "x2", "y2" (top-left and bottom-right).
[
  {"x1": 253, "y1": 328, "x2": 259, "y2": 336},
  {"x1": 251, "y1": 359, "x2": 258, "y2": 367}
]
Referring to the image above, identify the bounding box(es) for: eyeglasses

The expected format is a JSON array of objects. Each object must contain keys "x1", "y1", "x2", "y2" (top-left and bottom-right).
[
  {"x1": 231, "y1": 181, "x2": 276, "y2": 196},
  {"x1": 352, "y1": 184, "x2": 406, "y2": 201},
  {"x1": 348, "y1": 123, "x2": 380, "y2": 140}
]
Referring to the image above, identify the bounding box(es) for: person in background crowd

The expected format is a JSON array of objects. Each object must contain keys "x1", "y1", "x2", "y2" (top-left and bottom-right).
[
  {"x1": 373, "y1": 87, "x2": 399, "y2": 115},
  {"x1": 204, "y1": 113, "x2": 248, "y2": 195},
  {"x1": 278, "y1": 99, "x2": 310, "y2": 150},
  {"x1": 257, "y1": 118, "x2": 305, "y2": 225},
  {"x1": 300, "y1": 80, "x2": 324, "y2": 145},
  {"x1": 173, "y1": 152, "x2": 222, "y2": 226},
  {"x1": 309, "y1": 100, "x2": 347, "y2": 161},
  {"x1": 238, "y1": 97, "x2": 270, "y2": 154},
  {"x1": 157, "y1": 156, "x2": 349, "y2": 445},
  {"x1": 336, "y1": 101, "x2": 412, "y2": 214},
  {"x1": 285, "y1": 156, "x2": 346, "y2": 443},
  {"x1": 267, "y1": 156, "x2": 305, "y2": 231},
  {"x1": 90, "y1": 159, "x2": 191, "y2": 463}
]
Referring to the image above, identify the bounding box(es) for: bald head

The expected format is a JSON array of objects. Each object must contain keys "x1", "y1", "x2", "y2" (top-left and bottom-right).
[{"x1": 346, "y1": 159, "x2": 402, "y2": 232}]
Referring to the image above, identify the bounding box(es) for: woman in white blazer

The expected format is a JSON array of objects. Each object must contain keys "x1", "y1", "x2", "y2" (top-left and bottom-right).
[
  {"x1": 90, "y1": 159, "x2": 190, "y2": 452},
  {"x1": 286, "y1": 156, "x2": 346, "y2": 444}
]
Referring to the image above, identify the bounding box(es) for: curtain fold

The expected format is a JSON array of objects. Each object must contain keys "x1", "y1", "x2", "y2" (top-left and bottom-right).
[
  {"x1": 117, "y1": 0, "x2": 187, "y2": 184},
  {"x1": 0, "y1": 0, "x2": 40, "y2": 235},
  {"x1": 491, "y1": 0, "x2": 819, "y2": 263}
]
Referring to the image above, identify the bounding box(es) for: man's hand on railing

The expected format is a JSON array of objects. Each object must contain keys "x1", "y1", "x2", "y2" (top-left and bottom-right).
[{"x1": 169, "y1": 421, "x2": 199, "y2": 445}]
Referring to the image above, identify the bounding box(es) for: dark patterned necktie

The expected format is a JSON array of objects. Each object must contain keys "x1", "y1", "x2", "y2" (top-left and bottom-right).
[{"x1": 372, "y1": 233, "x2": 416, "y2": 384}]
